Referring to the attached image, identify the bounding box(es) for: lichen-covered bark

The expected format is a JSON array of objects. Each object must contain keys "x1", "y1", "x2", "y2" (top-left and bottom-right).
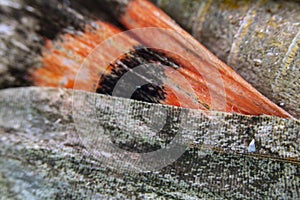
[
  {"x1": 0, "y1": 87, "x2": 299, "y2": 199},
  {"x1": 153, "y1": 0, "x2": 300, "y2": 118}
]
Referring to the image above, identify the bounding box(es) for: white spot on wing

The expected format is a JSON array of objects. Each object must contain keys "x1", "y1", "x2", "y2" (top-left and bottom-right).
[{"x1": 248, "y1": 139, "x2": 256, "y2": 153}]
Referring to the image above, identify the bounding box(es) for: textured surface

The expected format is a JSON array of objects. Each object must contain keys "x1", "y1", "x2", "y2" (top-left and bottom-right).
[
  {"x1": 153, "y1": 0, "x2": 300, "y2": 118},
  {"x1": 2, "y1": 0, "x2": 292, "y2": 118},
  {"x1": 0, "y1": 0, "x2": 299, "y2": 198},
  {"x1": 2, "y1": 0, "x2": 297, "y2": 118},
  {"x1": 0, "y1": 0, "x2": 115, "y2": 89},
  {"x1": 0, "y1": 87, "x2": 299, "y2": 199}
]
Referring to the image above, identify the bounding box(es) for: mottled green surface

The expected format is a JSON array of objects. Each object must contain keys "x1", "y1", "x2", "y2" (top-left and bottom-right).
[
  {"x1": 0, "y1": 87, "x2": 299, "y2": 199},
  {"x1": 153, "y1": 0, "x2": 300, "y2": 118}
]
